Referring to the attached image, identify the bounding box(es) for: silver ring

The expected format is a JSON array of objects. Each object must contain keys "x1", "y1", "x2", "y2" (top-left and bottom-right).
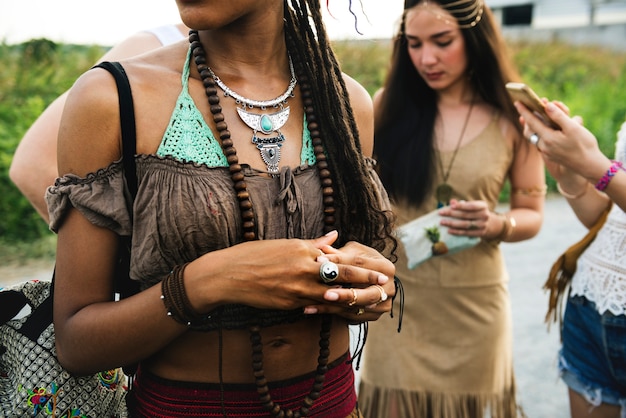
[
  {"x1": 468, "y1": 220, "x2": 478, "y2": 230},
  {"x1": 319, "y1": 261, "x2": 339, "y2": 284},
  {"x1": 529, "y1": 133, "x2": 540, "y2": 146}
]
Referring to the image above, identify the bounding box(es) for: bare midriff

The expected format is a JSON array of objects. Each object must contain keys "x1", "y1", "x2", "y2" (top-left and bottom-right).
[{"x1": 144, "y1": 316, "x2": 350, "y2": 383}]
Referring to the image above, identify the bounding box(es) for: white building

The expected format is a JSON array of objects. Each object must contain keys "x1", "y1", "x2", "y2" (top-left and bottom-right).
[{"x1": 488, "y1": 0, "x2": 626, "y2": 50}]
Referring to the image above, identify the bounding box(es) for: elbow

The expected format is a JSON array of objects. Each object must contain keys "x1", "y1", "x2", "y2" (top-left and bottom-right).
[
  {"x1": 55, "y1": 337, "x2": 99, "y2": 376},
  {"x1": 8, "y1": 157, "x2": 26, "y2": 191},
  {"x1": 527, "y1": 216, "x2": 544, "y2": 239}
]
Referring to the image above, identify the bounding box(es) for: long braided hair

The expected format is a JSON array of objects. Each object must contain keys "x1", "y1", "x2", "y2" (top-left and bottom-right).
[{"x1": 284, "y1": 0, "x2": 395, "y2": 255}]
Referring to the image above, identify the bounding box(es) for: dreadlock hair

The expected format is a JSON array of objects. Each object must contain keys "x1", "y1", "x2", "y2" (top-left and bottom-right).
[
  {"x1": 284, "y1": 0, "x2": 396, "y2": 256},
  {"x1": 374, "y1": 0, "x2": 523, "y2": 207}
]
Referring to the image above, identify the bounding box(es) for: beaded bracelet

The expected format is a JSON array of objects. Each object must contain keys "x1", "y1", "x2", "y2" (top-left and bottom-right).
[
  {"x1": 161, "y1": 262, "x2": 208, "y2": 326},
  {"x1": 595, "y1": 160, "x2": 624, "y2": 191},
  {"x1": 557, "y1": 182, "x2": 589, "y2": 200}
]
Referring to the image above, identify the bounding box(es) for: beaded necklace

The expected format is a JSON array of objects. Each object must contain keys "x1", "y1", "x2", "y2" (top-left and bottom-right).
[{"x1": 189, "y1": 30, "x2": 335, "y2": 418}]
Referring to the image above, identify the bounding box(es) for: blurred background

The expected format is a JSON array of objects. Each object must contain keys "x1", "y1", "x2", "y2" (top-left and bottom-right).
[{"x1": 2, "y1": 2, "x2": 625, "y2": 416}]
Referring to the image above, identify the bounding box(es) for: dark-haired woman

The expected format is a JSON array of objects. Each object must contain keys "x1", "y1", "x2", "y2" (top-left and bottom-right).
[
  {"x1": 48, "y1": 1, "x2": 396, "y2": 416},
  {"x1": 358, "y1": 1, "x2": 544, "y2": 417}
]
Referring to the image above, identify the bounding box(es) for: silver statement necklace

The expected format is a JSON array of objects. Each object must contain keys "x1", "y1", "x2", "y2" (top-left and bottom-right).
[{"x1": 208, "y1": 57, "x2": 297, "y2": 175}]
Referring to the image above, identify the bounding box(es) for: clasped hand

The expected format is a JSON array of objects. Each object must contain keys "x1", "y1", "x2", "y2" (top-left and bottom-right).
[
  {"x1": 438, "y1": 199, "x2": 490, "y2": 237},
  {"x1": 187, "y1": 230, "x2": 396, "y2": 322}
]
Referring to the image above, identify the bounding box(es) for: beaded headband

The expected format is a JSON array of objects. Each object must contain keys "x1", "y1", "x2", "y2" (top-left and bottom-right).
[{"x1": 406, "y1": 0, "x2": 484, "y2": 29}]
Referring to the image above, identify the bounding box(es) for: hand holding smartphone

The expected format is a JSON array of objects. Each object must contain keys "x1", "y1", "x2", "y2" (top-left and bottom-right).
[{"x1": 506, "y1": 82, "x2": 559, "y2": 129}]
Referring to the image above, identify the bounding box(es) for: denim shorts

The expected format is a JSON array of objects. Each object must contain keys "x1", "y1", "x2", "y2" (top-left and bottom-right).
[{"x1": 559, "y1": 295, "x2": 626, "y2": 411}]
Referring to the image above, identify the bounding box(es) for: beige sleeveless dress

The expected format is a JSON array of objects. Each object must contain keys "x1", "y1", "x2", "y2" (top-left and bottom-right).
[{"x1": 358, "y1": 113, "x2": 522, "y2": 418}]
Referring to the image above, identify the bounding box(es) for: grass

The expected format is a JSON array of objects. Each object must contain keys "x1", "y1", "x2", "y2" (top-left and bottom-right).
[{"x1": 0, "y1": 235, "x2": 56, "y2": 266}]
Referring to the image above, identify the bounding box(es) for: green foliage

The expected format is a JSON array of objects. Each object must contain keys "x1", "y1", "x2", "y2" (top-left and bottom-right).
[
  {"x1": 1, "y1": 38, "x2": 625, "y2": 245},
  {"x1": 332, "y1": 39, "x2": 392, "y2": 96},
  {"x1": 0, "y1": 40, "x2": 106, "y2": 243},
  {"x1": 510, "y1": 40, "x2": 626, "y2": 159},
  {"x1": 0, "y1": 235, "x2": 56, "y2": 265}
]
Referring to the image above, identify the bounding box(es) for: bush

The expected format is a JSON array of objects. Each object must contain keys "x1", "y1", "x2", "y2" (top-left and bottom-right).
[{"x1": 0, "y1": 40, "x2": 106, "y2": 243}]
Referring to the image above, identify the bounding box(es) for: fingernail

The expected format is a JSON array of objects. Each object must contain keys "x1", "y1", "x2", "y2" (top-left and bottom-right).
[
  {"x1": 325, "y1": 230, "x2": 338, "y2": 237},
  {"x1": 377, "y1": 274, "x2": 389, "y2": 284},
  {"x1": 304, "y1": 307, "x2": 318, "y2": 314},
  {"x1": 325, "y1": 291, "x2": 340, "y2": 301},
  {"x1": 317, "y1": 255, "x2": 329, "y2": 262}
]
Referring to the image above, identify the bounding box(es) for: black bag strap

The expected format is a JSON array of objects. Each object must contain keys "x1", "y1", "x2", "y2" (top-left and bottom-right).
[
  {"x1": 16, "y1": 62, "x2": 140, "y2": 341},
  {"x1": 93, "y1": 62, "x2": 142, "y2": 378},
  {"x1": 94, "y1": 61, "x2": 141, "y2": 299},
  {"x1": 95, "y1": 61, "x2": 138, "y2": 199}
]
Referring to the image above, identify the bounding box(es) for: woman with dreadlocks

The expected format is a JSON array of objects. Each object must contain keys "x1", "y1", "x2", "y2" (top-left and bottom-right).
[
  {"x1": 47, "y1": 1, "x2": 396, "y2": 416},
  {"x1": 358, "y1": 1, "x2": 544, "y2": 417}
]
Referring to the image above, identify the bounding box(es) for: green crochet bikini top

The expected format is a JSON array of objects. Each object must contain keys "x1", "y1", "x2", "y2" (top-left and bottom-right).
[{"x1": 156, "y1": 48, "x2": 316, "y2": 167}]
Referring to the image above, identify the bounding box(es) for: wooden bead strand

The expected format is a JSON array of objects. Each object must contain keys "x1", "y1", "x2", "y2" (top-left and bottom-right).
[{"x1": 189, "y1": 30, "x2": 335, "y2": 417}]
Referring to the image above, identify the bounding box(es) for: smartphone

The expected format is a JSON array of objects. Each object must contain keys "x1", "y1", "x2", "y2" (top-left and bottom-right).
[{"x1": 506, "y1": 82, "x2": 559, "y2": 129}]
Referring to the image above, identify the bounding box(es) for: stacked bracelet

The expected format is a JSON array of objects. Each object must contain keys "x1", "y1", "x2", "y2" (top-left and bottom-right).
[
  {"x1": 493, "y1": 212, "x2": 516, "y2": 242},
  {"x1": 161, "y1": 263, "x2": 208, "y2": 326},
  {"x1": 595, "y1": 160, "x2": 624, "y2": 191}
]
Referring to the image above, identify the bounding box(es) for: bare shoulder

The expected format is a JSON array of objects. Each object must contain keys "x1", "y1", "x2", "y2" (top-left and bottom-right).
[
  {"x1": 98, "y1": 32, "x2": 164, "y2": 62},
  {"x1": 58, "y1": 67, "x2": 124, "y2": 177},
  {"x1": 496, "y1": 110, "x2": 523, "y2": 145},
  {"x1": 59, "y1": 46, "x2": 183, "y2": 175},
  {"x1": 341, "y1": 73, "x2": 373, "y2": 112},
  {"x1": 372, "y1": 88, "x2": 384, "y2": 110},
  {"x1": 341, "y1": 73, "x2": 374, "y2": 155}
]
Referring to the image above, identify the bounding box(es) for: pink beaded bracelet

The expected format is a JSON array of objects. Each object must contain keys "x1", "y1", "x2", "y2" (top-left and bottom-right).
[{"x1": 595, "y1": 160, "x2": 624, "y2": 191}]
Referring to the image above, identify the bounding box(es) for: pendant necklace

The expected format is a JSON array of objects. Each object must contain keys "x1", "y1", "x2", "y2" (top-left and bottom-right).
[
  {"x1": 207, "y1": 58, "x2": 297, "y2": 176},
  {"x1": 435, "y1": 97, "x2": 475, "y2": 208}
]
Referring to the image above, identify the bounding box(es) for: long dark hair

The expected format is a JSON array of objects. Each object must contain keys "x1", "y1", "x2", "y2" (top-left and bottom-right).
[
  {"x1": 374, "y1": 0, "x2": 521, "y2": 207},
  {"x1": 284, "y1": 0, "x2": 395, "y2": 254}
]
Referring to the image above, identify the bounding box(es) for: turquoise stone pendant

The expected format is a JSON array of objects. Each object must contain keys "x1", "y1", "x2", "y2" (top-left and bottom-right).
[
  {"x1": 237, "y1": 106, "x2": 290, "y2": 175},
  {"x1": 237, "y1": 106, "x2": 290, "y2": 134}
]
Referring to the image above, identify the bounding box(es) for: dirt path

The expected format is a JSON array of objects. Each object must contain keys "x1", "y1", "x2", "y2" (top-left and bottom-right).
[{"x1": 0, "y1": 259, "x2": 55, "y2": 288}]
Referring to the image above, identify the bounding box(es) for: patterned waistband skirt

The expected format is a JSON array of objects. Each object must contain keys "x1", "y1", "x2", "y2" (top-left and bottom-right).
[{"x1": 127, "y1": 352, "x2": 358, "y2": 417}]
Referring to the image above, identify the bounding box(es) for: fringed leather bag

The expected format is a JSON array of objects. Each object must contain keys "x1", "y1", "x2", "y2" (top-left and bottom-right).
[{"x1": 543, "y1": 203, "x2": 612, "y2": 328}]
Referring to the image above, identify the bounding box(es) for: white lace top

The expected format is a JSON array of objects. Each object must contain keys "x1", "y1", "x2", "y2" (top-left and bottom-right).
[{"x1": 570, "y1": 121, "x2": 626, "y2": 315}]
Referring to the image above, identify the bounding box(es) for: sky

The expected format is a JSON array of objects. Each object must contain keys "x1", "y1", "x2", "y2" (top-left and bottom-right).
[{"x1": 0, "y1": 1, "x2": 404, "y2": 46}]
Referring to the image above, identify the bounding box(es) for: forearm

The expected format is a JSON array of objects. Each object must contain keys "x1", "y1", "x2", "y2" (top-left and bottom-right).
[
  {"x1": 9, "y1": 163, "x2": 56, "y2": 222},
  {"x1": 10, "y1": 95, "x2": 65, "y2": 222},
  {"x1": 557, "y1": 160, "x2": 622, "y2": 227},
  {"x1": 55, "y1": 283, "x2": 189, "y2": 375}
]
